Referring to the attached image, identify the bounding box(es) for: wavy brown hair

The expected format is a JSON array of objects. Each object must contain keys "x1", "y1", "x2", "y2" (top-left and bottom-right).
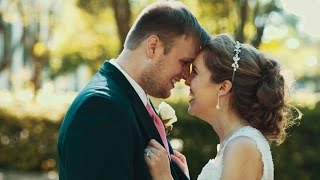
[
  {"x1": 202, "y1": 34, "x2": 298, "y2": 145},
  {"x1": 124, "y1": 1, "x2": 209, "y2": 54}
]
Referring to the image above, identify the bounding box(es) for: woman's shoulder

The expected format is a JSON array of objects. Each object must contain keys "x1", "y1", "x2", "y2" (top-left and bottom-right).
[
  {"x1": 223, "y1": 126, "x2": 271, "y2": 157},
  {"x1": 224, "y1": 135, "x2": 262, "y2": 161},
  {"x1": 221, "y1": 135, "x2": 264, "y2": 179},
  {"x1": 229, "y1": 126, "x2": 270, "y2": 147},
  {"x1": 221, "y1": 126, "x2": 274, "y2": 179}
]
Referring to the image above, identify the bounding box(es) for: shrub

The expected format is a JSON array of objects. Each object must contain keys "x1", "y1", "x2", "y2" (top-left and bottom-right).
[{"x1": 0, "y1": 97, "x2": 319, "y2": 180}]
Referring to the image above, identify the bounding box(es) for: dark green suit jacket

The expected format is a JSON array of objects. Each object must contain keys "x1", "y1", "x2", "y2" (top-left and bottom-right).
[{"x1": 57, "y1": 61, "x2": 189, "y2": 180}]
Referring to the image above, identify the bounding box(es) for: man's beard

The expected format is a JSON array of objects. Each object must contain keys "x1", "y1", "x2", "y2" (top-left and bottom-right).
[{"x1": 139, "y1": 60, "x2": 171, "y2": 98}]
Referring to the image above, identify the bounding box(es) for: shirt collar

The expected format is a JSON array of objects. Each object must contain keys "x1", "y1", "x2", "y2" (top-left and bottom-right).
[{"x1": 109, "y1": 60, "x2": 148, "y2": 106}]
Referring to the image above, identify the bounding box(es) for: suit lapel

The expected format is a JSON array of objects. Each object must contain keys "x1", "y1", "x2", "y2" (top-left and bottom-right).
[
  {"x1": 100, "y1": 61, "x2": 164, "y2": 147},
  {"x1": 101, "y1": 61, "x2": 186, "y2": 179}
]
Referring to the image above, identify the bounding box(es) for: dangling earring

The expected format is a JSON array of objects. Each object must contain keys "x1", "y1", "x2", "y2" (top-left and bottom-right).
[{"x1": 216, "y1": 93, "x2": 220, "y2": 110}]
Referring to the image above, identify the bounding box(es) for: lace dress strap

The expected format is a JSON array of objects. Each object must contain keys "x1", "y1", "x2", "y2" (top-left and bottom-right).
[
  {"x1": 219, "y1": 126, "x2": 274, "y2": 180},
  {"x1": 197, "y1": 126, "x2": 274, "y2": 180}
]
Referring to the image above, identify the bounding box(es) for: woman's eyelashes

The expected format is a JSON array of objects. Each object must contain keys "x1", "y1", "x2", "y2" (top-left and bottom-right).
[{"x1": 192, "y1": 67, "x2": 198, "y2": 76}]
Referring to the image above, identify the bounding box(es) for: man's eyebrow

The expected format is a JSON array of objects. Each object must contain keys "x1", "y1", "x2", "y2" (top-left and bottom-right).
[{"x1": 181, "y1": 58, "x2": 194, "y2": 62}]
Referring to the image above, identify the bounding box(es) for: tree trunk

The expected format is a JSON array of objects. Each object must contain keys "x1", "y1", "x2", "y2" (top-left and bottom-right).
[
  {"x1": 251, "y1": 1, "x2": 263, "y2": 48},
  {"x1": 0, "y1": 20, "x2": 13, "y2": 90},
  {"x1": 31, "y1": 60, "x2": 43, "y2": 97},
  {"x1": 252, "y1": 26, "x2": 264, "y2": 49},
  {"x1": 0, "y1": 17, "x2": 12, "y2": 72},
  {"x1": 236, "y1": 0, "x2": 248, "y2": 42},
  {"x1": 111, "y1": 0, "x2": 131, "y2": 52}
]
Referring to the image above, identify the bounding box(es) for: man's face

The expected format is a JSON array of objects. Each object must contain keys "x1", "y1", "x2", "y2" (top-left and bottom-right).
[{"x1": 141, "y1": 35, "x2": 199, "y2": 98}]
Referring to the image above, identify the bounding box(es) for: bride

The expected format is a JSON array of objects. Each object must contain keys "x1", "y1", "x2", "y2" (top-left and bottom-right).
[{"x1": 143, "y1": 34, "x2": 298, "y2": 180}]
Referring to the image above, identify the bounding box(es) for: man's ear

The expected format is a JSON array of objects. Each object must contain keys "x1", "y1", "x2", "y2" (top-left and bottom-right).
[
  {"x1": 218, "y1": 80, "x2": 233, "y2": 96},
  {"x1": 146, "y1": 35, "x2": 161, "y2": 59}
]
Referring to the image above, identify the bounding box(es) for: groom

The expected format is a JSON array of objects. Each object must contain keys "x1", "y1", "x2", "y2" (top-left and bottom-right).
[{"x1": 57, "y1": 1, "x2": 209, "y2": 180}]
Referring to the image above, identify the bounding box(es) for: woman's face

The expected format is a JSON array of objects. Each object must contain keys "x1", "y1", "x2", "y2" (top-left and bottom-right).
[{"x1": 186, "y1": 51, "x2": 220, "y2": 121}]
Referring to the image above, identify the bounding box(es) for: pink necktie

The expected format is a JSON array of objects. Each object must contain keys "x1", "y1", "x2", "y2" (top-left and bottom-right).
[{"x1": 146, "y1": 101, "x2": 170, "y2": 157}]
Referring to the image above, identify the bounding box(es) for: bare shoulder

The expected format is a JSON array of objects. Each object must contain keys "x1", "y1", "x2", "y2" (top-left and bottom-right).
[{"x1": 221, "y1": 136, "x2": 263, "y2": 180}]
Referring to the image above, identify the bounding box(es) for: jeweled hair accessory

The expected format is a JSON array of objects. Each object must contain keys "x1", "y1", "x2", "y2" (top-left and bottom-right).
[{"x1": 231, "y1": 41, "x2": 242, "y2": 82}]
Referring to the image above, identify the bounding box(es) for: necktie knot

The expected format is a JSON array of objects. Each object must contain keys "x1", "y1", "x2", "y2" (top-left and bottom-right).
[{"x1": 146, "y1": 102, "x2": 157, "y2": 118}]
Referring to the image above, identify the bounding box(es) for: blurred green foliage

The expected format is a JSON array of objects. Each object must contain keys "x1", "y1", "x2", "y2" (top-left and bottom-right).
[
  {"x1": 272, "y1": 104, "x2": 320, "y2": 180},
  {"x1": 0, "y1": 109, "x2": 60, "y2": 171},
  {"x1": 0, "y1": 98, "x2": 319, "y2": 179}
]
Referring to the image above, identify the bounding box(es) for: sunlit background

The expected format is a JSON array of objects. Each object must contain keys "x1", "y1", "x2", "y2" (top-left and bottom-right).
[{"x1": 0, "y1": 0, "x2": 319, "y2": 179}]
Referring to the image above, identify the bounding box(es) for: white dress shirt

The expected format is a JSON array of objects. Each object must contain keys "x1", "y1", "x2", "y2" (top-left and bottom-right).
[{"x1": 109, "y1": 60, "x2": 148, "y2": 106}]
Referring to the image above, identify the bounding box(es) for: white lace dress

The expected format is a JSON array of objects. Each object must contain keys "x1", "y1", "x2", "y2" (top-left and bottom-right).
[{"x1": 197, "y1": 126, "x2": 274, "y2": 180}]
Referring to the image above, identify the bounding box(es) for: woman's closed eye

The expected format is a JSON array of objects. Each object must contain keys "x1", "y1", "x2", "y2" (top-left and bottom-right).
[{"x1": 192, "y1": 67, "x2": 198, "y2": 76}]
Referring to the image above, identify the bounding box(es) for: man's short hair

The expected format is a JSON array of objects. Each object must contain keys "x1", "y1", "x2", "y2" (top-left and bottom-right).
[{"x1": 124, "y1": 1, "x2": 209, "y2": 54}]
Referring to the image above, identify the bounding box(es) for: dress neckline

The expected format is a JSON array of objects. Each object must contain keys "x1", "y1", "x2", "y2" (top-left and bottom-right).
[{"x1": 217, "y1": 125, "x2": 251, "y2": 153}]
